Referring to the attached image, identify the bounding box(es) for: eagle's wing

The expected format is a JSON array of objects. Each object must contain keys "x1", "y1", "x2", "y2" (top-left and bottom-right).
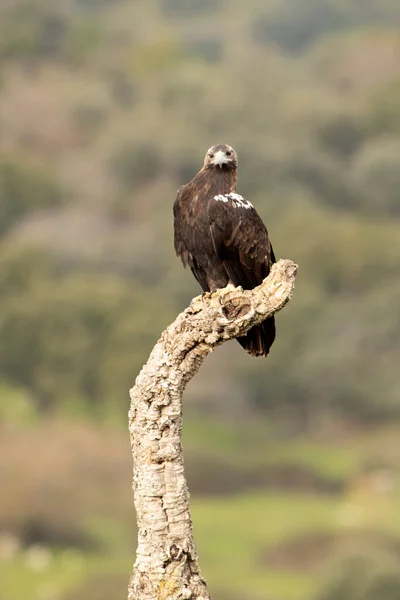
[
  {"x1": 173, "y1": 186, "x2": 210, "y2": 292},
  {"x1": 207, "y1": 193, "x2": 274, "y2": 289}
]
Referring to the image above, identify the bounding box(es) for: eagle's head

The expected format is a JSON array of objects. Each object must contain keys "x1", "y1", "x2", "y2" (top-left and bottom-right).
[{"x1": 203, "y1": 144, "x2": 238, "y2": 170}]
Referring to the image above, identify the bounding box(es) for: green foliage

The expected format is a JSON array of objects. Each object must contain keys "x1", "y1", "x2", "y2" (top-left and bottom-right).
[
  {"x1": 252, "y1": 0, "x2": 400, "y2": 54},
  {"x1": 105, "y1": 69, "x2": 139, "y2": 108},
  {"x1": 0, "y1": 421, "x2": 134, "y2": 548},
  {"x1": 0, "y1": 1, "x2": 103, "y2": 63},
  {"x1": 76, "y1": 0, "x2": 129, "y2": 8},
  {"x1": 0, "y1": 383, "x2": 36, "y2": 424},
  {"x1": 0, "y1": 158, "x2": 66, "y2": 236},
  {"x1": 2, "y1": 417, "x2": 400, "y2": 600},
  {"x1": 61, "y1": 572, "x2": 129, "y2": 600},
  {"x1": 0, "y1": 270, "x2": 165, "y2": 412},
  {"x1": 182, "y1": 38, "x2": 223, "y2": 63},
  {"x1": 0, "y1": 245, "x2": 174, "y2": 412},
  {"x1": 252, "y1": 0, "x2": 345, "y2": 53},
  {"x1": 70, "y1": 103, "x2": 109, "y2": 138},
  {"x1": 0, "y1": 0, "x2": 398, "y2": 429},
  {"x1": 65, "y1": 19, "x2": 104, "y2": 66},
  {"x1": 0, "y1": 1, "x2": 56, "y2": 60},
  {"x1": 368, "y1": 82, "x2": 400, "y2": 134},
  {"x1": 315, "y1": 555, "x2": 400, "y2": 600},
  {"x1": 160, "y1": 0, "x2": 220, "y2": 17},
  {"x1": 314, "y1": 110, "x2": 367, "y2": 158},
  {"x1": 109, "y1": 141, "x2": 164, "y2": 189},
  {"x1": 351, "y1": 138, "x2": 400, "y2": 216},
  {"x1": 284, "y1": 148, "x2": 357, "y2": 210}
]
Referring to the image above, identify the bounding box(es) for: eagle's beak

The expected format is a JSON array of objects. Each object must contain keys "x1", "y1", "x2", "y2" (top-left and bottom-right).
[{"x1": 213, "y1": 150, "x2": 227, "y2": 168}]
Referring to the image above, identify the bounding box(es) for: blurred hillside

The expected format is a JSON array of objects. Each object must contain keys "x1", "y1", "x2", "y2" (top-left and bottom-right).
[{"x1": 0, "y1": 1, "x2": 400, "y2": 599}]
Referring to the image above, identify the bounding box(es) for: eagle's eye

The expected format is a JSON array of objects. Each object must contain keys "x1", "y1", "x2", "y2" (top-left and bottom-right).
[
  {"x1": 208, "y1": 153, "x2": 214, "y2": 159},
  {"x1": 225, "y1": 150, "x2": 232, "y2": 156}
]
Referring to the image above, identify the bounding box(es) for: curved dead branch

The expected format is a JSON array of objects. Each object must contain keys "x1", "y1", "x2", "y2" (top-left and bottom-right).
[{"x1": 128, "y1": 259, "x2": 298, "y2": 600}]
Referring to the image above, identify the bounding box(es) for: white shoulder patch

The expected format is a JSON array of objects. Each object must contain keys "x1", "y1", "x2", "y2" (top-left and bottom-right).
[
  {"x1": 214, "y1": 194, "x2": 229, "y2": 203},
  {"x1": 213, "y1": 193, "x2": 253, "y2": 209}
]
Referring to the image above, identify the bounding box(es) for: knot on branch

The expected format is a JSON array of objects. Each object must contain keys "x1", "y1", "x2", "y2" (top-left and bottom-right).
[
  {"x1": 169, "y1": 544, "x2": 181, "y2": 560},
  {"x1": 221, "y1": 296, "x2": 252, "y2": 320},
  {"x1": 284, "y1": 261, "x2": 298, "y2": 279}
]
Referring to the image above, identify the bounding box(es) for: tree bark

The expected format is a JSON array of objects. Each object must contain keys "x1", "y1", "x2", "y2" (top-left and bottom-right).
[{"x1": 128, "y1": 259, "x2": 298, "y2": 600}]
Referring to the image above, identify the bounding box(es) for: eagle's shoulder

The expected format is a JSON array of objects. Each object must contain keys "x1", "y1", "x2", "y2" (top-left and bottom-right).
[
  {"x1": 207, "y1": 190, "x2": 273, "y2": 277},
  {"x1": 207, "y1": 191, "x2": 261, "y2": 230},
  {"x1": 211, "y1": 192, "x2": 253, "y2": 210}
]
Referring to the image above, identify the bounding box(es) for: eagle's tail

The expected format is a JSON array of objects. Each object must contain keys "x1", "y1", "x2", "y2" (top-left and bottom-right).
[{"x1": 236, "y1": 316, "x2": 276, "y2": 357}]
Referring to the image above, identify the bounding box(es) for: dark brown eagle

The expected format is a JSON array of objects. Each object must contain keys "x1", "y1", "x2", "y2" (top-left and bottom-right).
[{"x1": 173, "y1": 143, "x2": 276, "y2": 357}]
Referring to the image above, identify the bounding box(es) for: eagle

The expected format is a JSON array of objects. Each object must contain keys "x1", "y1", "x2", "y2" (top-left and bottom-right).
[{"x1": 173, "y1": 144, "x2": 276, "y2": 357}]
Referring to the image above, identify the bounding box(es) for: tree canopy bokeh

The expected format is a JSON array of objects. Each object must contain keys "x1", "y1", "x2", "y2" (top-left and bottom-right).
[{"x1": 0, "y1": 1, "x2": 399, "y2": 599}]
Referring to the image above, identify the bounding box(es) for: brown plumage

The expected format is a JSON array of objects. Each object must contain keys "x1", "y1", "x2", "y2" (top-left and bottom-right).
[{"x1": 173, "y1": 144, "x2": 276, "y2": 356}]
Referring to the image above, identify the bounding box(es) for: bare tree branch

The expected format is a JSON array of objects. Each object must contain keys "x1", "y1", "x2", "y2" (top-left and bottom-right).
[{"x1": 128, "y1": 259, "x2": 298, "y2": 600}]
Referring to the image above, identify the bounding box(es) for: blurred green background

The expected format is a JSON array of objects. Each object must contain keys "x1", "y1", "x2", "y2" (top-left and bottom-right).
[{"x1": 0, "y1": 0, "x2": 400, "y2": 599}]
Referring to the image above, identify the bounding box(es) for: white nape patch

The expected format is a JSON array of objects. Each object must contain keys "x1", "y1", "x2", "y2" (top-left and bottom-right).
[{"x1": 213, "y1": 193, "x2": 253, "y2": 209}]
